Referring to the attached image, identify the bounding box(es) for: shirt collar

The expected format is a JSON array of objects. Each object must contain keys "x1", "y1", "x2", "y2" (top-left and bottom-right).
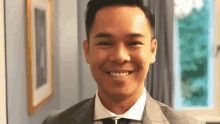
[{"x1": 94, "y1": 88, "x2": 146, "y2": 121}]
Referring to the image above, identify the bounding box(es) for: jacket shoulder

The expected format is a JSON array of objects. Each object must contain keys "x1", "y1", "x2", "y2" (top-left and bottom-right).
[
  {"x1": 157, "y1": 101, "x2": 205, "y2": 124},
  {"x1": 42, "y1": 98, "x2": 92, "y2": 124}
]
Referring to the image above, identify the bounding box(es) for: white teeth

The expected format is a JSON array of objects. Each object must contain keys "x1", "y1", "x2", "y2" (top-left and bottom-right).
[{"x1": 110, "y1": 72, "x2": 129, "y2": 76}]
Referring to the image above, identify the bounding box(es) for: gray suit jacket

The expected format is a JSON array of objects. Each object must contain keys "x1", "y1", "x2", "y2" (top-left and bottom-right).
[{"x1": 42, "y1": 92, "x2": 206, "y2": 124}]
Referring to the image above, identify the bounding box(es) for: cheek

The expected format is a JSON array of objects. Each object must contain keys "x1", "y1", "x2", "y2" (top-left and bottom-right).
[
  {"x1": 90, "y1": 49, "x2": 108, "y2": 63},
  {"x1": 133, "y1": 49, "x2": 151, "y2": 65}
]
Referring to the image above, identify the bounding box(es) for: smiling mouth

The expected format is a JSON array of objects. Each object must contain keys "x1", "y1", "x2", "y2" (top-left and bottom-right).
[{"x1": 106, "y1": 71, "x2": 133, "y2": 77}]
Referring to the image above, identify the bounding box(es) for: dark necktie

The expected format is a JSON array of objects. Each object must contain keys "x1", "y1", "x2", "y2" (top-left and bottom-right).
[{"x1": 101, "y1": 118, "x2": 131, "y2": 124}]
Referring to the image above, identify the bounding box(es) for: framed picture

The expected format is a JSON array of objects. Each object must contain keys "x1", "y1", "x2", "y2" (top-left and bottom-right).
[{"x1": 26, "y1": 0, "x2": 54, "y2": 115}]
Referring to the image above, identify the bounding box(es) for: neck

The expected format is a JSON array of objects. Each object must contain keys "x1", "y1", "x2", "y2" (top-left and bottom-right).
[{"x1": 98, "y1": 88, "x2": 144, "y2": 115}]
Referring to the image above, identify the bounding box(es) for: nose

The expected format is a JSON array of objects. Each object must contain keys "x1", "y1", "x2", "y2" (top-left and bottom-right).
[{"x1": 109, "y1": 44, "x2": 131, "y2": 64}]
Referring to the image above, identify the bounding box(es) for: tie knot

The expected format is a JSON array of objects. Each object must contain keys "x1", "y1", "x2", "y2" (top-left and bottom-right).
[
  {"x1": 101, "y1": 118, "x2": 114, "y2": 124},
  {"x1": 118, "y1": 118, "x2": 131, "y2": 124},
  {"x1": 101, "y1": 118, "x2": 131, "y2": 124}
]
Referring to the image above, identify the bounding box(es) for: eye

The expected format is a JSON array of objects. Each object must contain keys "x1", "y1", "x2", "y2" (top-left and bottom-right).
[
  {"x1": 129, "y1": 42, "x2": 142, "y2": 45},
  {"x1": 98, "y1": 42, "x2": 112, "y2": 46}
]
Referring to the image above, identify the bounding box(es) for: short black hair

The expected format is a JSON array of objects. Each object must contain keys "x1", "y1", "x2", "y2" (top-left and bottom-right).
[{"x1": 85, "y1": 0, "x2": 155, "y2": 40}]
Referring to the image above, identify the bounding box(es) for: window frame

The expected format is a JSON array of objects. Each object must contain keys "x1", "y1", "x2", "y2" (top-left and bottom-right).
[{"x1": 173, "y1": 0, "x2": 220, "y2": 122}]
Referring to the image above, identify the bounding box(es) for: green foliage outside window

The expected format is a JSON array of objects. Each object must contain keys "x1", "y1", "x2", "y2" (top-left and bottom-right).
[{"x1": 178, "y1": 1, "x2": 209, "y2": 106}]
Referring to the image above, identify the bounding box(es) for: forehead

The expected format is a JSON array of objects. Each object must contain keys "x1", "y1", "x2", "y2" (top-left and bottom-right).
[{"x1": 90, "y1": 6, "x2": 151, "y2": 39}]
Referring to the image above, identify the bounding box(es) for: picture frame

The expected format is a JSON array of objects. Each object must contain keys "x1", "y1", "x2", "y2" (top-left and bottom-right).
[
  {"x1": 0, "y1": 0, "x2": 7, "y2": 123},
  {"x1": 26, "y1": 0, "x2": 54, "y2": 115}
]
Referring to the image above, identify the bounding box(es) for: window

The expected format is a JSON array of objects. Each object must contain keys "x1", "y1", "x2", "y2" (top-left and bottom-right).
[{"x1": 174, "y1": 0, "x2": 220, "y2": 122}]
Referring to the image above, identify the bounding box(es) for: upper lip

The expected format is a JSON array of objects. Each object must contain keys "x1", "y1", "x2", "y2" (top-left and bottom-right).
[{"x1": 106, "y1": 70, "x2": 133, "y2": 73}]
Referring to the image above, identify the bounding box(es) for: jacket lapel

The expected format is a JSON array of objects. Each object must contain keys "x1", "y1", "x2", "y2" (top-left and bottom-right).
[
  {"x1": 69, "y1": 91, "x2": 170, "y2": 124},
  {"x1": 70, "y1": 96, "x2": 95, "y2": 124},
  {"x1": 142, "y1": 92, "x2": 170, "y2": 124}
]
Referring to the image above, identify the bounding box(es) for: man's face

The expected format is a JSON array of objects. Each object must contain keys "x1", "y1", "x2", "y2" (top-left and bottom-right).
[{"x1": 83, "y1": 6, "x2": 157, "y2": 99}]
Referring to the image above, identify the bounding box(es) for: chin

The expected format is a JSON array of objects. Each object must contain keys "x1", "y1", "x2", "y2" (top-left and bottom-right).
[{"x1": 107, "y1": 87, "x2": 134, "y2": 97}]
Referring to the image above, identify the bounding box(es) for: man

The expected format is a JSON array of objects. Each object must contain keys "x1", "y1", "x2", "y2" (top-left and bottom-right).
[{"x1": 43, "y1": 0, "x2": 206, "y2": 124}]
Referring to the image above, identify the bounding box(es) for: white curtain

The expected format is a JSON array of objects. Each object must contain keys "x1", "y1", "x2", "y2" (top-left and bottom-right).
[{"x1": 144, "y1": 0, "x2": 174, "y2": 108}]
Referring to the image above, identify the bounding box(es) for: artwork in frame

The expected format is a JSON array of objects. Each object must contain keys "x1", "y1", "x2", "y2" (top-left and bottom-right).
[{"x1": 26, "y1": 0, "x2": 54, "y2": 115}]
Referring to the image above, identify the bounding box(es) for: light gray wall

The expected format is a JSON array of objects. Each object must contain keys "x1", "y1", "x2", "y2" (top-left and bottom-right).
[
  {"x1": 77, "y1": 0, "x2": 97, "y2": 101},
  {"x1": 58, "y1": 0, "x2": 79, "y2": 111},
  {"x1": 5, "y1": 0, "x2": 79, "y2": 124}
]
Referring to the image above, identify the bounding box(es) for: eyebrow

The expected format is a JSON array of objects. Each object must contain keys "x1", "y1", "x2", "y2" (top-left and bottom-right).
[
  {"x1": 94, "y1": 33, "x2": 111, "y2": 38},
  {"x1": 127, "y1": 33, "x2": 144, "y2": 38},
  {"x1": 94, "y1": 32, "x2": 144, "y2": 39}
]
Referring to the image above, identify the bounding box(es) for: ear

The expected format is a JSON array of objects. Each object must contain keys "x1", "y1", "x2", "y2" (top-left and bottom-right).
[
  {"x1": 150, "y1": 39, "x2": 157, "y2": 64},
  {"x1": 83, "y1": 40, "x2": 90, "y2": 64}
]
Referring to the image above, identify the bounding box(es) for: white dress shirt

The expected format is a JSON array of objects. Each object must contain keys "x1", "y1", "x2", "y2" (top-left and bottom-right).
[{"x1": 94, "y1": 88, "x2": 147, "y2": 124}]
